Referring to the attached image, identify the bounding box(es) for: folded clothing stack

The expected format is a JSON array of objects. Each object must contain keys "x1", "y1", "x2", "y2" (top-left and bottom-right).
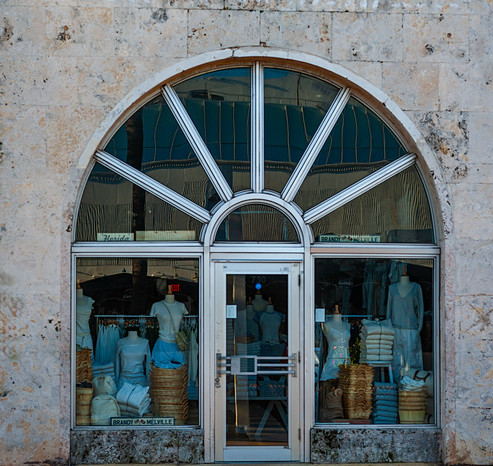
[
  {"x1": 372, "y1": 382, "x2": 398, "y2": 424},
  {"x1": 92, "y1": 362, "x2": 116, "y2": 384},
  {"x1": 360, "y1": 319, "x2": 394, "y2": 363},
  {"x1": 116, "y1": 382, "x2": 151, "y2": 417}
]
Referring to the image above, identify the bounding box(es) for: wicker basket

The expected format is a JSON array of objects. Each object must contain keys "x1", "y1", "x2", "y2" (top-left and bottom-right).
[
  {"x1": 150, "y1": 364, "x2": 189, "y2": 424},
  {"x1": 339, "y1": 364, "x2": 374, "y2": 420},
  {"x1": 76, "y1": 387, "x2": 93, "y2": 425},
  {"x1": 399, "y1": 388, "x2": 426, "y2": 424}
]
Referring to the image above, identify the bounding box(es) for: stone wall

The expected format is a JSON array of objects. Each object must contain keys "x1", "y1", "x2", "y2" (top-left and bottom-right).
[{"x1": 1, "y1": 1, "x2": 492, "y2": 464}]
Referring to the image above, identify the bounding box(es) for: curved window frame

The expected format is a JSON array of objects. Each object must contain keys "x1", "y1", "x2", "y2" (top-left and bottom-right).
[{"x1": 71, "y1": 55, "x2": 440, "y2": 449}]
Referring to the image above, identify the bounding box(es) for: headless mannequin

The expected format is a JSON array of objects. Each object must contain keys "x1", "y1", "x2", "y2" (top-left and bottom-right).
[
  {"x1": 386, "y1": 268, "x2": 424, "y2": 380},
  {"x1": 320, "y1": 306, "x2": 350, "y2": 381},
  {"x1": 252, "y1": 293, "x2": 268, "y2": 312},
  {"x1": 236, "y1": 297, "x2": 260, "y2": 341},
  {"x1": 76, "y1": 285, "x2": 94, "y2": 351},
  {"x1": 258, "y1": 297, "x2": 282, "y2": 344},
  {"x1": 115, "y1": 330, "x2": 151, "y2": 389},
  {"x1": 150, "y1": 286, "x2": 188, "y2": 368}
]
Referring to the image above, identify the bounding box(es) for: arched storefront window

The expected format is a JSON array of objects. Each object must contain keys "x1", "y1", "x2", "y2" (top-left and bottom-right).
[{"x1": 72, "y1": 57, "x2": 439, "y2": 463}]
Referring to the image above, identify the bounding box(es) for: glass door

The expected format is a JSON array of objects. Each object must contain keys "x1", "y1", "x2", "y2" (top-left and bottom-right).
[{"x1": 214, "y1": 262, "x2": 301, "y2": 462}]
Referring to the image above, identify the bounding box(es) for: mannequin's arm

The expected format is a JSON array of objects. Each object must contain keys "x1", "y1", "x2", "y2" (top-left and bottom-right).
[{"x1": 416, "y1": 285, "x2": 424, "y2": 333}]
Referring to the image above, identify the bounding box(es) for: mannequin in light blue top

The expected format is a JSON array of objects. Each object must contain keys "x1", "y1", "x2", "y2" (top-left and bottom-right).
[{"x1": 386, "y1": 270, "x2": 424, "y2": 381}]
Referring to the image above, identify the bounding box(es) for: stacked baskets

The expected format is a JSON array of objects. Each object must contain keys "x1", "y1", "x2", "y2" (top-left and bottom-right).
[
  {"x1": 338, "y1": 364, "x2": 374, "y2": 419},
  {"x1": 399, "y1": 386, "x2": 427, "y2": 424},
  {"x1": 150, "y1": 364, "x2": 188, "y2": 425},
  {"x1": 76, "y1": 348, "x2": 93, "y2": 425}
]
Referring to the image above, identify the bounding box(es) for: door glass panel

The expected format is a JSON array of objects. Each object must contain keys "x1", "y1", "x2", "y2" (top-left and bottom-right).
[
  {"x1": 174, "y1": 68, "x2": 252, "y2": 193},
  {"x1": 264, "y1": 68, "x2": 339, "y2": 193},
  {"x1": 225, "y1": 274, "x2": 289, "y2": 446},
  {"x1": 215, "y1": 204, "x2": 299, "y2": 242},
  {"x1": 311, "y1": 166, "x2": 434, "y2": 243},
  {"x1": 294, "y1": 97, "x2": 407, "y2": 211},
  {"x1": 103, "y1": 94, "x2": 220, "y2": 210},
  {"x1": 76, "y1": 163, "x2": 203, "y2": 242}
]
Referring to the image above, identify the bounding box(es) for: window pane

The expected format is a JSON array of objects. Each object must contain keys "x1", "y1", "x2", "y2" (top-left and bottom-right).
[
  {"x1": 75, "y1": 258, "x2": 200, "y2": 427},
  {"x1": 174, "y1": 68, "x2": 251, "y2": 193},
  {"x1": 104, "y1": 95, "x2": 219, "y2": 209},
  {"x1": 264, "y1": 68, "x2": 339, "y2": 193},
  {"x1": 294, "y1": 97, "x2": 407, "y2": 211},
  {"x1": 215, "y1": 204, "x2": 299, "y2": 242},
  {"x1": 76, "y1": 163, "x2": 202, "y2": 241},
  {"x1": 314, "y1": 258, "x2": 435, "y2": 425},
  {"x1": 311, "y1": 166, "x2": 434, "y2": 243}
]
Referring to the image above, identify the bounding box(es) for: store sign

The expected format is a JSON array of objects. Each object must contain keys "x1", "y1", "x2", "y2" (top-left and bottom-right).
[
  {"x1": 135, "y1": 230, "x2": 196, "y2": 241},
  {"x1": 97, "y1": 233, "x2": 134, "y2": 241},
  {"x1": 318, "y1": 234, "x2": 381, "y2": 243},
  {"x1": 110, "y1": 417, "x2": 175, "y2": 426}
]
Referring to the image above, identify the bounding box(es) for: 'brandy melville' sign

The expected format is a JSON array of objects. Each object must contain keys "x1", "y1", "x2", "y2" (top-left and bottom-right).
[
  {"x1": 318, "y1": 234, "x2": 381, "y2": 243},
  {"x1": 110, "y1": 417, "x2": 174, "y2": 426}
]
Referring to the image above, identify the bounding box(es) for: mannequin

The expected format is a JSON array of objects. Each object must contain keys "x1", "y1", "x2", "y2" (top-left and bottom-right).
[
  {"x1": 386, "y1": 269, "x2": 424, "y2": 381},
  {"x1": 257, "y1": 298, "x2": 283, "y2": 344},
  {"x1": 76, "y1": 283, "x2": 95, "y2": 352},
  {"x1": 115, "y1": 330, "x2": 151, "y2": 389},
  {"x1": 320, "y1": 305, "x2": 350, "y2": 381},
  {"x1": 235, "y1": 298, "x2": 260, "y2": 341},
  {"x1": 252, "y1": 292, "x2": 268, "y2": 312},
  {"x1": 150, "y1": 286, "x2": 188, "y2": 368}
]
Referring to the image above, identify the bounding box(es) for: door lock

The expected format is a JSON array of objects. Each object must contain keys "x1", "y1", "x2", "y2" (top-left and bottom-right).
[{"x1": 215, "y1": 376, "x2": 221, "y2": 388}]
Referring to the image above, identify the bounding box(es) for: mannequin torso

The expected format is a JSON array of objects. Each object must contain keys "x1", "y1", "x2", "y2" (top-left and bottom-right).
[
  {"x1": 320, "y1": 309, "x2": 350, "y2": 381},
  {"x1": 115, "y1": 331, "x2": 151, "y2": 388},
  {"x1": 258, "y1": 305, "x2": 282, "y2": 344},
  {"x1": 76, "y1": 289, "x2": 94, "y2": 350},
  {"x1": 150, "y1": 294, "x2": 189, "y2": 342}
]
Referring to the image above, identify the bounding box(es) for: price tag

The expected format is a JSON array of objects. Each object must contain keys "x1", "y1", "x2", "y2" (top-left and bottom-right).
[
  {"x1": 315, "y1": 308, "x2": 326, "y2": 322},
  {"x1": 226, "y1": 305, "x2": 237, "y2": 319}
]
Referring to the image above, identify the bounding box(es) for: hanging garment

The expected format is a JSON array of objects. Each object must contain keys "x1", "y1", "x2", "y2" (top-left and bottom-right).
[
  {"x1": 188, "y1": 328, "x2": 199, "y2": 387},
  {"x1": 95, "y1": 325, "x2": 121, "y2": 366},
  {"x1": 392, "y1": 328, "x2": 423, "y2": 381},
  {"x1": 320, "y1": 321, "x2": 351, "y2": 381}
]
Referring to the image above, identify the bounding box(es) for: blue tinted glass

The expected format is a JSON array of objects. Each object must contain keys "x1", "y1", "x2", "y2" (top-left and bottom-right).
[{"x1": 174, "y1": 68, "x2": 252, "y2": 193}]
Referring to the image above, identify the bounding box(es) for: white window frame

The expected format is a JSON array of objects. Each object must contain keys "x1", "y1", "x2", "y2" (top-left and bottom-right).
[{"x1": 71, "y1": 54, "x2": 441, "y2": 464}]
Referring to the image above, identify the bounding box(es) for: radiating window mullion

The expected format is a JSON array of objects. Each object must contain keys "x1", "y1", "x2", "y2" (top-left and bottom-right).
[
  {"x1": 95, "y1": 150, "x2": 211, "y2": 223},
  {"x1": 251, "y1": 62, "x2": 264, "y2": 193},
  {"x1": 282, "y1": 87, "x2": 351, "y2": 202},
  {"x1": 161, "y1": 85, "x2": 233, "y2": 202},
  {"x1": 304, "y1": 152, "x2": 416, "y2": 224}
]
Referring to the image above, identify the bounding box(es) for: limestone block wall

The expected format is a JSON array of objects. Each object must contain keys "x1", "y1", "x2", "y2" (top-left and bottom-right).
[{"x1": 0, "y1": 1, "x2": 492, "y2": 464}]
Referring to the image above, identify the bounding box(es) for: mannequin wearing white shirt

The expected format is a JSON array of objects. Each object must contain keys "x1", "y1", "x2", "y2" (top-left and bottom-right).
[
  {"x1": 150, "y1": 288, "x2": 188, "y2": 368},
  {"x1": 76, "y1": 287, "x2": 94, "y2": 352},
  {"x1": 252, "y1": 293, "x2": 268, "y2": 312}
]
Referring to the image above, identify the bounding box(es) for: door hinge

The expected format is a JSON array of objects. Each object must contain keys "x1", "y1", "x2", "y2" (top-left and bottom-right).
[
  {"x1": 298, "y1": 428, "x2": 302, "y2": 440},
  {"x1": 298, "y1": 274, "x2": 302, "y2": 286}
]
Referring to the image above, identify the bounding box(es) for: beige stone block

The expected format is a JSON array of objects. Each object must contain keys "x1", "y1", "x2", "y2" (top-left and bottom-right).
[
  {"x1": 454, "y1": 239, "x2": 493, "y2": 295},
  {"x1": 114, "y1": 7, "x2": 188, "y2": 58},
  {"x1": 187, "y1": 10, "x2": 260, "y2": 55},
  {"x1": 79, "y1": 0, "x2": 224, "y2": 7},
  {"x1": 260, "y1": 11, "x2": 331, "y2": 57},
  {"x1": 439, "y1": 62, "x2": 493, "y2": 112},
  {"x1": 335, "y1": 60, "x2": 383, "y2": 88},
  {"x1": 467, "y1": 112, "x2": 493, "y2": 167},
  {"x1": 469, "y1": 13, "x2": 493, "y2": 66},
  {"x1": 45, "y1": 106, "x2": 106, "y2": 174},
  {"x1": 367, "y1": 0, "x2": 469, "y2": 14},
  {"x1": 413, "y1": 111, "x2": 469, "y2": 182},
  {"x1": 0, "y1": 56, "x2": 78, "y2": 106},
  {"x1": 382, "y1": 62, "x2": 439, "y2": 111},
  {"x1": 76, "y1": 56, "x2": 181, "y2": 108},
  {"x1": 403, "y1": 14, "x2": 469, "y2": 63},
  {"x1": 46, "y1": 7, "x2": 90, "y2": 57},
  {"x1": 332, "y1": 13, "x2": 403, "y2": 62},
  {"x1": 298, "y1": 0, "x2": 367, "y2": 12},
  {"x1": 456, "y1": 295, "x2": 493, "y2": 341},
  {"x1": 226, "y1": 0, "x2": 296, "y2": 10},
  {"x1": 0, "y1": 7, "x2": 46, "y2": 56},
  {"x1": 451, "y1": 184, "x2": 493, "y2": 240},
  {"x1": 455, "y1": 406, "x2": 493, "y2": 464}
]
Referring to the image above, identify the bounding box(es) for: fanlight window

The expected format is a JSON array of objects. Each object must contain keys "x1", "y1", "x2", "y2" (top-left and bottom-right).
[{"x1": 76, "y1": 64, "x2": 434, "y2": 244}]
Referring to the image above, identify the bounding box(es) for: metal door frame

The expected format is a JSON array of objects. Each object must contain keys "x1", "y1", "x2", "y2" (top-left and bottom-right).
[{"x1": 211, "y1": 260, "x2": 303, "y2": 462}]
